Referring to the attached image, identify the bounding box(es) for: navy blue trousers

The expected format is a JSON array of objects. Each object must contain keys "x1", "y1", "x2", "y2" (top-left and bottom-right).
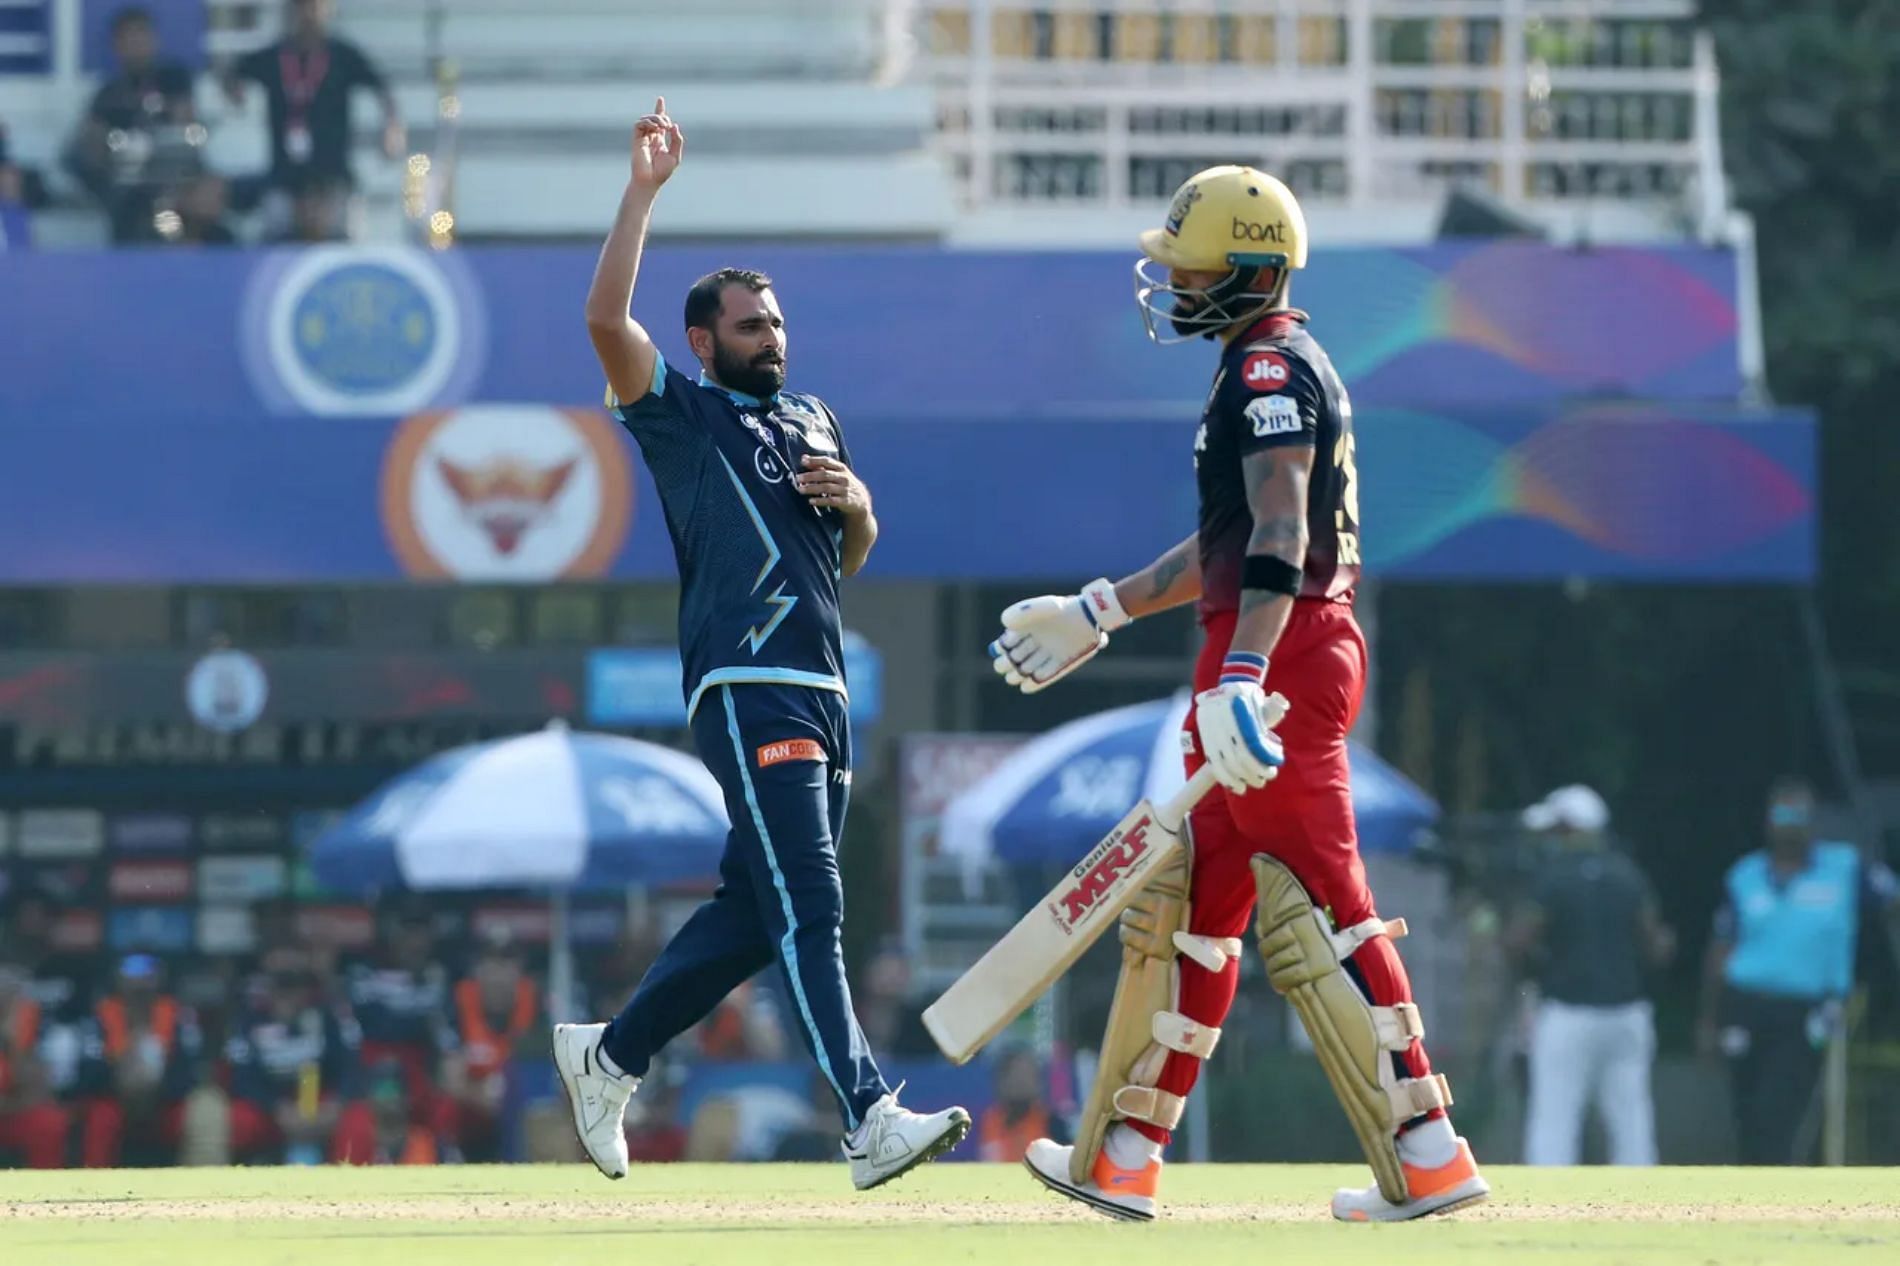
[{"x1": 602, "y1": 683, "x2": 888, "y2": 1130}]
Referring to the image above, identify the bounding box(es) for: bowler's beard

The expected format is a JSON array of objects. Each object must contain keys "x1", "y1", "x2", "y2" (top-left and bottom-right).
[{"x1": 713, "y1": 338, "x2": 786, "y2": 399}]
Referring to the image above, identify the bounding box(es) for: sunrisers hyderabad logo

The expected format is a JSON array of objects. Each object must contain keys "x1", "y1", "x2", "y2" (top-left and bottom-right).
[
  {"x1": 381, "y1": 404, "x2": 633, "y2": 580},
  {"x1": 1049, "y1": 816, "x2": 1156, "y2": 934}
]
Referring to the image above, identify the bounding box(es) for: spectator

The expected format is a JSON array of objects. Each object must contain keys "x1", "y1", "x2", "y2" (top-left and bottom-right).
[
  {"x1": 1700, "y1": 777, "x2": 1900, "y2": 1164},
  {"x1": 221, "y1": 0, "x2": 403, "y2": 224},
  {"x1": 358, "y1": 1057, "x2": 440, "y2": 1165},
  {"x1": 1508, "y1": 785, "x2": 1673, "y2": 1166},
  {"x1": 271, "y1": 169, "x2": 350, "y2": 243},
  {"x1": 226, "y1": 946, "x2": 372, "y2": 1164},
  {"x1": 345, "y1": 900, "x2": 457, "y2": 1149},
  {"x1": 1, "y1": 892, "x2": 96, "y2": 1025},
  {"x1": 856, "y1": 943, "x2": 937, "y2": 1058},
  {"x1": 163, "y1": 172, "x2": 237, "y2": 245},
  {"x1": 0, "y1": 965, "x2": 71, "y2": 1167},
  {"x1": 77, "y1": 954, "x2": 205, "y2": 1167},
  {"x1": 0, "y1": 122, "x2": 25, "y2": 249},
  {"x1": 977, "y1": 1044, "x2": 1068, "y2": 1162},
  {"x1": 64, "y1": 6, "x2": 204, "y2": 243},
  {"x1": 0, "y1": 120, "x2": 21, "y2": 205},
  {"x1": 444, "y1": 929, "x2": 542, "y2": 1162}
]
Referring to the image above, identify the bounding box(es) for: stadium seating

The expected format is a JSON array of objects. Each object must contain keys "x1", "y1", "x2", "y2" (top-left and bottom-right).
[
  {"x1": 334, "y1": 0, "x2": 951, "y2": 240},
  {"x1": 0, "y1": 1, "x2": 1726, "y2": 247}
]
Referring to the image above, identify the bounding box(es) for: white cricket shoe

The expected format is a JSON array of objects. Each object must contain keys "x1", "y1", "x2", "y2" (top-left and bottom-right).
[
  {"x1": 553, "y1": 1022, "x2": 639, "y2": 1180},
  {"x1": 1331, "y1": 1136, "x2": 1490, "y2": 1222},
  {"x1": 843, "y1": 1088, "x2": 971, "y2": 1190},
  {"x1": 1023, "y1": 1138, "x2": 1160, "y2": 1222}
]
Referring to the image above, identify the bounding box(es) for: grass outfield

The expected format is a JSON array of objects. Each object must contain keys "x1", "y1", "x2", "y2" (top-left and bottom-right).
[{"x1": 3, "y1": 1163, "x2": 1897, "y2": 1265}]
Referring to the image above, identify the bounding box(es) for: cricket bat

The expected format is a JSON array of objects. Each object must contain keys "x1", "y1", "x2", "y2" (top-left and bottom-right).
[{"x1": 923, "y1": 762, "x2": 1222, "y2": 1064}]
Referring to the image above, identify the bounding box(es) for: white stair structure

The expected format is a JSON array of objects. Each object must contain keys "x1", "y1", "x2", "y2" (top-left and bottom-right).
[
  {"x1": 0, "y1": 0, "x2": 952, "y2": 243},
  {"x1": 915, "y1": 0, "x2": 1731, "y2": 247},
  {"x1": 3, "y1": 2, "x2": 1732, "y2": 248},
  {"x1": 321, "y1": 0, "x2": 948, "y2": 240}
]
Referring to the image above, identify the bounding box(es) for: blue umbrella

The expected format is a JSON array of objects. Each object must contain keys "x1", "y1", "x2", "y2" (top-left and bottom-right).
[
  {"x1": 940, "y1": 694, "x2": 1437, "y2": 869},
  {"x1": 310, "y1": 723, "x2": 730, "y2": 1020},
  {"x1": 311, "y1": 723, "x2": 729, "y2": 892}
]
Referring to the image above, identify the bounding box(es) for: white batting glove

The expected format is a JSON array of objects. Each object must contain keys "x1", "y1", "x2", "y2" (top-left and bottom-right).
[
  {"x1": 990, "y1": 578, "x2": 1130, "y2": 694},
  {"x1": 1193, "y1": 652, "x2": 1290, "y2": 794}
]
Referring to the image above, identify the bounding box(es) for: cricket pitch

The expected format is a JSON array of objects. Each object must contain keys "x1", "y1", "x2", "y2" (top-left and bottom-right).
[{"x1": 3, "y1": 1163, "x2": 1896, "y2": 1265}]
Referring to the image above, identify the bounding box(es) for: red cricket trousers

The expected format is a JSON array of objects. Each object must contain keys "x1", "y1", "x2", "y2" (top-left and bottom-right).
[
  {"x1": 1129, "y1": 599, "x2": 1436, "y2": 1145},
  {"x1": 0, "y1": 1104, "x2": 70, "y2": 1168}
]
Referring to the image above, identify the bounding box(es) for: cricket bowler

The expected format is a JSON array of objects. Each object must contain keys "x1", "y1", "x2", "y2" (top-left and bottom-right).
[
  {"x1": 990, "y1": 165, "x2": 1489, "y2": 1222},
  {"x1": 555, "y1": 98, "x2": 970, "y2": 1188}
]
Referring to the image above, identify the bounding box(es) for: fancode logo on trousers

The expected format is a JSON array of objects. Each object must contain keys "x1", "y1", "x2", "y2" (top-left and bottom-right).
[
  {"x1": 1049, "y1": 816, "x2": 1154, "y2": 934},
  {"x1": 757, "y1": 739, "x2": 825, "y2": 767}
]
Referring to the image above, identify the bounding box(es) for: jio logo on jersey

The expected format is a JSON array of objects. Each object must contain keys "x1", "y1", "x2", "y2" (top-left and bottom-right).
[{"x1": 1241, "y1": 350, "x2": 1291, "y2": 390}]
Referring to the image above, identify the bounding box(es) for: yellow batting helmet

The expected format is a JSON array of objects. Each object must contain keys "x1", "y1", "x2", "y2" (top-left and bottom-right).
[
  {"x1": 1140, "y1": 165, "x2": 1309, "y2": 271},
  {"x1": 1135, "y1": 166, "x2": 1309, "y2": 343}
]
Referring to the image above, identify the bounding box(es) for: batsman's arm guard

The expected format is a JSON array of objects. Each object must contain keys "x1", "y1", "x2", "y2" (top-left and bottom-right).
[
  {"x1": 1251, "y1": 854, "x2": 1448, "y2": 1205},
  {"x1": 1068, "y1": 837, "x2": 1242, "y2": 1185}
]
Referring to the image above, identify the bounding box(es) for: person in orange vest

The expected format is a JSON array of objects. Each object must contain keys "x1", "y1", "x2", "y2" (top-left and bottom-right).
[
  {"x1": 978, "y1": 1045, "x2": 1070, "y2": 1164},
  {"x1": 443, "y1": 929, "x2": 542, "y2": 1162},
  {"x1": 0, "y1": 963, "x2": 72, "y2": 1168},
  {"x1": 77, "y1": 954, "x2": 204, "y2": 1167}
]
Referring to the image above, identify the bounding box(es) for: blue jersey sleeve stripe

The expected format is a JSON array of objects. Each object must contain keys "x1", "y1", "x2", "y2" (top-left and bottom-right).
[{"x1": 604, "y1": 351, "x2": 672, "y2": 411}]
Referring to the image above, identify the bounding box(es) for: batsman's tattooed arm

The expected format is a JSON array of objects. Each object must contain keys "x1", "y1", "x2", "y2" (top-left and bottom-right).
[
  {"x1": 1113, "y1": 532, "x2": 1202, "y2": 620},
  {"x1": 1148, "y1": 541, "x2": 1195, "y2": 600},
  {"x1": 1233, "y1": 446, "x2": 1313, "y2": 646}
]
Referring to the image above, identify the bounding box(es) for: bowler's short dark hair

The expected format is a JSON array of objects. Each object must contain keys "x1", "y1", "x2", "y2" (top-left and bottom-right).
[{"x1": 684, "y1": 268, "x2": 773, "y2": 333}]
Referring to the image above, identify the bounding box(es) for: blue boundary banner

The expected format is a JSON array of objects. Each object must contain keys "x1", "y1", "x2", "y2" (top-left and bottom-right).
[
  {"x1": 0, "y1": 244, "x2": 1809, "y2": 582},
  {"x1": 0, "y1": 403, "x2": 1812, "y2": 583},
  {"x1": 0, "y1": 241, "x2": 1741, "y2": 419}
]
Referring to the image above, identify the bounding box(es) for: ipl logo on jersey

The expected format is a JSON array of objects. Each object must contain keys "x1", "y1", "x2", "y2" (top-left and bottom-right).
[
  {"x1": 241, "y1": 246, "x2": 488, "y2": 416},
  {"x1": 381, "y1": 405, "x2": 633, "y2": 580}
]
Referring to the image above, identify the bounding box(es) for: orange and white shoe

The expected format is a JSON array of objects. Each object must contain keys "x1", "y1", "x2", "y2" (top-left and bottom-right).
[
  {"x1": 1331, "y1": 1136, "x2": 1490, "y2": 1222},
  {"x1": 1023, "y1": 1138, "x2": 1160, "y2": 1222}
]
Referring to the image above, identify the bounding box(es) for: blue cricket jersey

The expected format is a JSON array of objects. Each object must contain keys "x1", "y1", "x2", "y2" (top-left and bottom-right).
[{"x1": 611, "y1": 353, "x2": 853, "y2": 721}]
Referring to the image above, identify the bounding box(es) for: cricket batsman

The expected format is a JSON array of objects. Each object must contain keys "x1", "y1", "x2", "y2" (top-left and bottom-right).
[
  {"x1": 991, "y1": 166, "x2": 1489, "y2": 1222},
  {"x1": 555, "y1": 98, "x2": 970, "y2": 1188}
]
